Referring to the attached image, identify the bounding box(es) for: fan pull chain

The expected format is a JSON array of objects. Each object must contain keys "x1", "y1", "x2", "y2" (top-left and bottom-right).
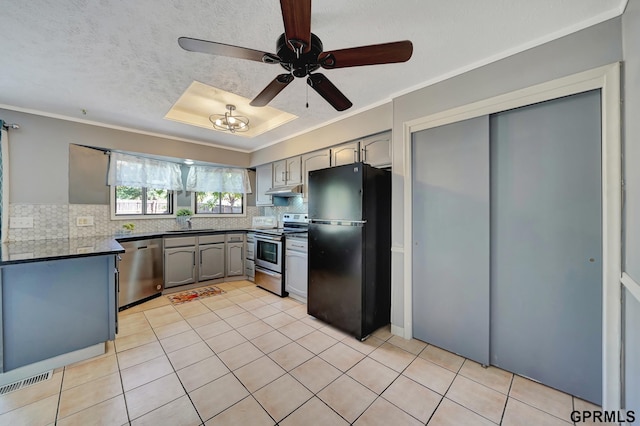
[{"x1": 306, "y1": 83, "x2": 309, "y2": 108}]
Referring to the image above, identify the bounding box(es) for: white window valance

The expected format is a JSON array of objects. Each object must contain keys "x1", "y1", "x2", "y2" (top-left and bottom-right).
[
  {"x1": 186, "y1": 166, "x2": 252, "y2": 194},
  {"x1": 107, "y1": 152, "x2": 184, "y2": 191}
]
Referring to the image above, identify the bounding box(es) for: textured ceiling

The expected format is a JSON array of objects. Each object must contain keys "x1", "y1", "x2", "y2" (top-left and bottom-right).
[{"x1": 0, "y1": 0, "x2": 626, "y2": 153}]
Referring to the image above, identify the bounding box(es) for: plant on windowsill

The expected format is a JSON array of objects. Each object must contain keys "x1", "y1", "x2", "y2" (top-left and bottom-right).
[
  {"x1": 117, "y1": 223, "x2": 135, "y2": 236},
  {"x1": 176, "y1": 208, "x2": 193, "y2": 230}
]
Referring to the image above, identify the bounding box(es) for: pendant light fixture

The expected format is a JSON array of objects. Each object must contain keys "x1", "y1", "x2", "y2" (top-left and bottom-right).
[{"x1": 209, "y1": 104, "x2": 249, "y2": 133}]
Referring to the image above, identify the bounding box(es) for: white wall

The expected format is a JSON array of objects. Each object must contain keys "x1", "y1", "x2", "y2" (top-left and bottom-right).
[
  {"x1": 622, "y1": 0, "x2": 640, "y2": 412},
  {"x1": 391, "y1": 17, "x2": 623, "y2": 330},
  {"x1": 623, "y1": 0, "x2": 640, "y2": 281},
  {"x1": 0, "y1": 109, "x2": 250, "y2": 204}
]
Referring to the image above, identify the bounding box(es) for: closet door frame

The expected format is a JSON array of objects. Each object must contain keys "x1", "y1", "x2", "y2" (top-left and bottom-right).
[{"x1": 402, "y1": 62, "x2": 621, "y2": 408}]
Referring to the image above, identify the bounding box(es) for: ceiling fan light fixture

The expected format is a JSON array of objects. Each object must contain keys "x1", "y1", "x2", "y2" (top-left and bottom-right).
[{"x1": 209, "y1": 104, "x2": 249, "y2": 133}]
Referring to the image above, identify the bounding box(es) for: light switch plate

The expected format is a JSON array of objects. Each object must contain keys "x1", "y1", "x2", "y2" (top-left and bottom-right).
[
  {"x1": 76, "y1": 216, "x2": 94, "y2": 226},
  {"x1": 10, "y1": 217, "x2": 34, "y2": 228}
]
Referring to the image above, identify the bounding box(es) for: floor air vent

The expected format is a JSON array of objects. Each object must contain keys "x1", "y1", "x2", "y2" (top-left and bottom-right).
[{"x1": 0, "y1": 370, "x2": 53, "y2": 395}]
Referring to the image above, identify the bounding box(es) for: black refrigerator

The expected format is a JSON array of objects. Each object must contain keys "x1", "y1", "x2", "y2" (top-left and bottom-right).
[{"x1": 307, "y1": 162, "x2": 391, "y2": 340}]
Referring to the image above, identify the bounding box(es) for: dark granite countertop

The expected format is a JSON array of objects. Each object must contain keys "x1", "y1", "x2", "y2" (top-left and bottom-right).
[
  {"x1": 114, "y1": 228, "x2": 248, "y2": 242},
  {"x1": 0, "y1": 236, "x2": 125, "y2": 266},
  {"x1": 0, "y1": 229, "x2": 251, "y2": 266}
]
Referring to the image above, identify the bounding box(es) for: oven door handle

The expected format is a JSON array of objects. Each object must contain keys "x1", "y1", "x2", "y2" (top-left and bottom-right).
[
  {"x1": 255, "y1": 235, "x2": 282, "y2": 242},
  {"x1": 255, "y1": 266, "x2": 280, "y2": 277}
]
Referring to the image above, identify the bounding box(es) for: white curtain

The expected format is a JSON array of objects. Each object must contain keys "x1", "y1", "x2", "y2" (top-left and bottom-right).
[
  {"x1": 107, "y1": 152, "x2": 184, "y2": 191},
  {"x1": 186, "y1": 166, "x2": 252, "y2": 193}
]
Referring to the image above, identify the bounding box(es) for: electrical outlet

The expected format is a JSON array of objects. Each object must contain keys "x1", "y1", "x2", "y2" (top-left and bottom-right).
[
  {"x1": 76, "y1": 216, "x2": 94, "y2": 227},
  {"x1": 9, "y1": 217, "x2": 34, "y2": 228}
]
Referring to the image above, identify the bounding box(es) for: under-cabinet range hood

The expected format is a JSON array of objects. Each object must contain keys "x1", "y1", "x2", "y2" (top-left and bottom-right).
[{"x1": 264, "y1": 184, "x2": 302, "y2": 197}]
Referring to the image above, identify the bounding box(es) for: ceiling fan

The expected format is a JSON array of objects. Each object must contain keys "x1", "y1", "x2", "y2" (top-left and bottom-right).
[{"x1": 178, "y1": 0, "x2": 413, "y2": 111}]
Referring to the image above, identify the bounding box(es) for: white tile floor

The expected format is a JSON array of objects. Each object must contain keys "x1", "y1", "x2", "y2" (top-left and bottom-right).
[{"x1": 0, "y1": 280, "x2": 604, "y2": 425}]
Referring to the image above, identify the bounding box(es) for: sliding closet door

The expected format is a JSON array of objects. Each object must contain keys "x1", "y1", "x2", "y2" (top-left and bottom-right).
[
  {"x1": 490, "y1": 90, "x2": 602, "y2": 404},
  {"x1": 412, "y1": 116, "x2": 490, "y2": 364}
]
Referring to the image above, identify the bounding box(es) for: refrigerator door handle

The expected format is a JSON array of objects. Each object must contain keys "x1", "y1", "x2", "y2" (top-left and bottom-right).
[{"x1": 309, "y1": 219, "x2": 367, "y2": 225}]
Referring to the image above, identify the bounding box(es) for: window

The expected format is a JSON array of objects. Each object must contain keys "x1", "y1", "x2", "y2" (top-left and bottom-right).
[
  {"x1": 114, "y1": 186, "x2": 173, "y2": 216},
  {"x1": 195, "y1": 191, "x2": 243, "y2": 215}
]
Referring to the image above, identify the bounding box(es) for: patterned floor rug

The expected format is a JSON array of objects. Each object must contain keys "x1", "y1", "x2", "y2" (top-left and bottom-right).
[{"x1": 166, "y1": 286, "x2": 225, "y2": 304}]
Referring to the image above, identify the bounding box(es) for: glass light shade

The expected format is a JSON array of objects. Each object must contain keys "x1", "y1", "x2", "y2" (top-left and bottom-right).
[{"x1": 209, "y1": 104, "x2": 249, "y2": 133}]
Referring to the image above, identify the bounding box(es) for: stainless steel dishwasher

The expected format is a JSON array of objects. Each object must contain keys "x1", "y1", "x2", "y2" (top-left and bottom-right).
[{"x1": 118, "y1": 239, "x2": 163, "y2": 310}]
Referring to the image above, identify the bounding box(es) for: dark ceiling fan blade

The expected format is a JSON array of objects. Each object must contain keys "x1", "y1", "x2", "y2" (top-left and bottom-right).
[
  {"x1": 307, "y1": 73, "x2": 352, "y2": 111},
  {"x1": 319, "y1": 40, "x2": 413, "y2": 69},
  {"x1": 178, "y1": 37, "x2": 280, "y2": 64},
  {"x1": 280, "y1": 0, "x2": 312, "y2": 53},
  {"x1": 250, "y1": 74, "x2": 295, "y2": 107}
]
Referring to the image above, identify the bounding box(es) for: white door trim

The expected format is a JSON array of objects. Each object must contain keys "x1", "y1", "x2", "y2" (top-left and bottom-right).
[{"x1": 403, "y1": 62, "x2": 622, "y2": 408}]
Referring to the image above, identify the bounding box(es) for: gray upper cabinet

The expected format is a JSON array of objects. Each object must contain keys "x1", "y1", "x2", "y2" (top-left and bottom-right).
[
  {"x1": 361, "y1": 131, "x2": 391, "y2": 168},
  {"x1": 285, "y1": 157, "x2": 302, "y2": 185},
  {"x1": 331, "y1": 141, "x2": 360, "y2": 166},
  {"x1": 255, "y1": 163, "x2": 273, "y2": 206},
  {"x1": 301, "y1": 149, "x2": 331, "y2": 200},
  {"x1": 273, "y1": 157, "x2": 302, "y2": 186},
  {"x1": 272, "y1": 160, "x2": 286, "y2": 187}
]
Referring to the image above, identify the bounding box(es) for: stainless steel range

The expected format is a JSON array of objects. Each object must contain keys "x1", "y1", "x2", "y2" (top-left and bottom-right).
[{"x1": 251, "y1": 214, "x2": 308, "y2": 296}]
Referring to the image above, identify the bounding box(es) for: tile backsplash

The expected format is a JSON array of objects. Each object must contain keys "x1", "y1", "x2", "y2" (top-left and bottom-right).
[
  {"x1": 259, "y1": 196, "x2": 308, "y2": 221},
  {"x1": 8, "y1": 204, "x2": 69, "y2": 241},
  {"x1": 8, "y1": 203, "x2": 259, "y2": 241},
  {"x1": 8, "y1": 198, "x2": 308, "y2": 241}
]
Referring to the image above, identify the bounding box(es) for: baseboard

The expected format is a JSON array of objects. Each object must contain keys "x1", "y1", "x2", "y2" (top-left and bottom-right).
[
  {"x1": 391, "y1": 323, "x2": 405, "y2": 338},
  {"x1": 0, "y1": 342, "x2": 105, "y2": 386}
]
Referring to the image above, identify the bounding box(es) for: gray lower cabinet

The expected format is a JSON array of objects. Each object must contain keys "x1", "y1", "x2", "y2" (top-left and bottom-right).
[
  {"x1": 164, "y1": 246, "x2": 197, "y2": 287},
  {"x1": 1, "y1": 255, "x2": 116, "y2": 373},
  {"x1": 226, "y1": 243, "x2": 244, "y2": 276},
  {"x1": 164, "y1": 233, "x2": 246, "y2": 287},
  {"x1": 285, "y1": 248, "x2": 307, "y2": 300},
  {"x1": 199, "y1": 243, "x2": 225, "y2": 280}
]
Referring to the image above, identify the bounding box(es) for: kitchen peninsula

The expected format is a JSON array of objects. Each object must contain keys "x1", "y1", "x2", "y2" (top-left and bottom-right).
[{"x1": 0, "y1": 237, "x2": 123, "y2": 386}]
